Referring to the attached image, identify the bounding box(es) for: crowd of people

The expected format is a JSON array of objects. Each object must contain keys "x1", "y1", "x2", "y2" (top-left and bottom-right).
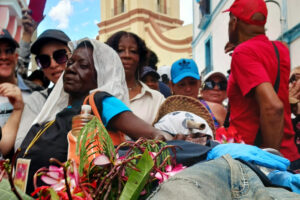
[{"x1": 0, "y1": 0, "x2": 300, "y2": 198}]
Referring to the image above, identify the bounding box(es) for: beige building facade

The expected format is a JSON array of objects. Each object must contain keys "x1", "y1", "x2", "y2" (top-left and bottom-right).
[{"x1": 97, "y1": 0, "x2": 193, "y2": 66}]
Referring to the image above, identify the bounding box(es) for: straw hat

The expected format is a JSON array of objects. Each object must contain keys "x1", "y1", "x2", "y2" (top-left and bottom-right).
[{"x1": 153, "y1": 95, "x2": 216, "y2": 135}]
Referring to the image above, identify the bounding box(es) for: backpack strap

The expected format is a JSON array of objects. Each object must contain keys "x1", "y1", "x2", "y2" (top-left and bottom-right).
[{"x1": 86, "y1": 92, "x2": 102, "y2": 122}]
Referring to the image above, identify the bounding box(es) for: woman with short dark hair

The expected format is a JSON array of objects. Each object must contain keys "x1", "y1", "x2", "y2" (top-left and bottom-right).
[{"x1": 106, "y1": 31, "x2": 165, "y2": 124}]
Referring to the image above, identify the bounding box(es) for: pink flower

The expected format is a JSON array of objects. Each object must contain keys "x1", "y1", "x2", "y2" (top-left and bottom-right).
[
  {"x1": 149, "y1": 152, "x2": 157, "y2": 159},
  {"x1": 41, "y1": 166, "x2": 65, "y2": 191},
  {"x1": 154, "y1": 164, "x2": 186, "y2": 183},
  {"x1": 40, "y1": 164, "x2": 79, "y2": 193}
]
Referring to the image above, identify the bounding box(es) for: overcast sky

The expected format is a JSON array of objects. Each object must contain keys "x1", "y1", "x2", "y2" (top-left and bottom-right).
[{"x1": 38, "y1": 0, "x2": 193, "y2": 40}]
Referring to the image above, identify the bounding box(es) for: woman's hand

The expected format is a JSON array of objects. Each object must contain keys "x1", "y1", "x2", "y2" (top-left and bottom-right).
[
  {"x1": 289, "y1": 79, "x2": 300, "y2": 102},
  {"x1": 0, "y1": 83, "x2": 24, "y2": 110},
  {"x1": 289, "y1": 79, "x2": 300, "y2": 115}
]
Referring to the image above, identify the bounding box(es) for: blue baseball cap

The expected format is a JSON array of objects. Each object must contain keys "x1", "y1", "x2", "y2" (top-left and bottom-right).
[{"x1": 171, "y1": 58, "x2": 200, "y2": 84}]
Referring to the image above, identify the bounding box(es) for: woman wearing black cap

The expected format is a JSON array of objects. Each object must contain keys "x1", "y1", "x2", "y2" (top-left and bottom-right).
[
  {"x1": 13, "y1": 29, "x2": 71, "y2": 150},
  {"x1": 31, "y1": 29, "x2": 71, "y2": 85},
  {"x1": 0, "y1": 29, "x2": 72, "y2": 156},
  {"x1": 140, "y1": 66, "x2": 160, "y2": 91}
]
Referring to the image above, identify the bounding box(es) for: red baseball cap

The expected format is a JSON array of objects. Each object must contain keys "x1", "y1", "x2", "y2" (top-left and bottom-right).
[{"x1": 223, "y1": 0, "x2": 268, "y2": 26}]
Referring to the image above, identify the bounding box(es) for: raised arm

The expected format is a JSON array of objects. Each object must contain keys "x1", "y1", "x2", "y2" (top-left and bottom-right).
[{"x1": 17, "y1": 9, "x2": 39, "y2": 77}]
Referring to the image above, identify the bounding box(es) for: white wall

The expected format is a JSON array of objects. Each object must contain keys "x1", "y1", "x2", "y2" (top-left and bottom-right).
[
  {"x1": 287, "y1": 0, "x2": 300, "y2": 29},
  {"x1": 265, "y1": 1, "x2": 282, "y2": 40},
  {"x1": 290, "y1": 38, "x2": 300, "y2": 68},
  {"x1": 192, "y1": 0, "x2": 233, "y2": 75}
]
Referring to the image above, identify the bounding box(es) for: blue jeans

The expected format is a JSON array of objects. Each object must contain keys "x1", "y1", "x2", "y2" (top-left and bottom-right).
[{"x1": 148, "y1": 155, "x2": 300, "y2": 199}]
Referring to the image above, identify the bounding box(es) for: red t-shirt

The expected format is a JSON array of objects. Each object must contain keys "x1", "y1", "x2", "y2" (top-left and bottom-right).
[{"x1": 228, "y1": 35, "x2": 300, "y2": 161}]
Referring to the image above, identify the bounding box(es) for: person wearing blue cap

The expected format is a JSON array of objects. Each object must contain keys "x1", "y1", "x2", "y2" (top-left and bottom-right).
[
  {"x1": 170, "y1": 58, "x2": 201, "y2": 99},
  {"x1": 170, "y1": 58, "x2": 226, "y2": 128}
]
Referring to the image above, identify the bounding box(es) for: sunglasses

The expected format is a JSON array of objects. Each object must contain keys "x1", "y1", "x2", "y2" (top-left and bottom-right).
[
  {"x1": 0, "y1": 47, "x2": 15, "y2": 55},
  {"x1": 22, "y1": 9, "x2": 33, "y2": 16},
  {"x1": 290, "y1": 73, "x2": 300, "y2": 83},
  {"x1": 35, "y1": 49, "x2": 68, "y2": 69},
  {"x1": 204, "y1": 80, "x2": 227, "y2": 91}
]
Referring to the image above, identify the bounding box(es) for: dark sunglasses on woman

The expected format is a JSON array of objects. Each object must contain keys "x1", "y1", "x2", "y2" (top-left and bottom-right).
[
  {"x1": 35, "y1": 49, "x2": 68, "y2": 69},
  {"x1": 204, "y1": 80, "x2": 227, "y2": 91},
  {"x1": 289, "y1": 73, "x2": 300, "y2": 83}
]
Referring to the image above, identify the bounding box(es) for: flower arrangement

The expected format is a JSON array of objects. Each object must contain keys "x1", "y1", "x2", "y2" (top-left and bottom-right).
[
  {"x1": 215, "y1": 126, "x2": 245, "y2": 144},
  {"x1": 23, "y1": 117, "x2": 184, "y2": 200}
]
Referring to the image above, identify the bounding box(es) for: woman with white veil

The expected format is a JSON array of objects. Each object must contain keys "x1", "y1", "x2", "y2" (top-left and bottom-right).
[{"x1": 16, "y1": 39, "x2": 171, "y2": 195}]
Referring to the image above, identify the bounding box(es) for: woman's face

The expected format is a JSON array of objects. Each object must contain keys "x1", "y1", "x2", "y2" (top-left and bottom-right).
[
  {"x1": 117, "y1": 35, "x2": 140, "y2": 78},
  {"x1": 39, "y1": 41, "x2": 69, "y2": 83},
  {"x1": 63, "y1": 46, "x2": 97, "y2": 98},
  {"x1": 201, "y1": 75, "x2": 227, "y2": 104}
]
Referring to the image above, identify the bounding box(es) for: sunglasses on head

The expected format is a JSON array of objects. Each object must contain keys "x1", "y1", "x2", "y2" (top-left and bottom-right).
[
  {"x1": 22, "y1": 9, "x2": 32, "y2": 16},
  {"x1": 204, "y1": 80, "x2": 227, "y2": 91},
  {"x1": 35, "y1": 49, "x2": 68, "y2": 69}
]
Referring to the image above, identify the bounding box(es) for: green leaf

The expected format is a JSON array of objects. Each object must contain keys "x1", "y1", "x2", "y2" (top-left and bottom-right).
[
  {"x1": 0, "y1": 179, "x2": 34, "y2": 200},
  {"x1": 77, "y1": 117, "x2": 116, "y2": 175},
  {"x1": 48, "y1": 188, "x2": 59, "y2": 200},
  {"x1": 119, "y1": 149, "x2": 154, "y2": 200}
]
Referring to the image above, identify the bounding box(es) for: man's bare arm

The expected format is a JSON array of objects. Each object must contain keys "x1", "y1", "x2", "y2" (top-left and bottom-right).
[{"x1": 254, "y1": 82, "x2": 284, "y2": 150}]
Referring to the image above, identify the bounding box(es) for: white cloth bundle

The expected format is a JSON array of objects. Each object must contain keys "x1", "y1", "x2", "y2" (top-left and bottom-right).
[{"x1": 154, "y1": 111, "x2": 214, "y2": 139}]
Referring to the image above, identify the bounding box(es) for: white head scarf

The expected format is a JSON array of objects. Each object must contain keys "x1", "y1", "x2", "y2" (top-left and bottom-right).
[{"x1": 33, "y1": 38, "x2": 129, "y2": 125}]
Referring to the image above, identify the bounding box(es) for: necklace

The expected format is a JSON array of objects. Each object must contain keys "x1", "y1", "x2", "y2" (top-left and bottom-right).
[
  {"x1": 128, "y1": 82, "x2": 139, "y2": 91},
  {"x1": 23, "y1": 120, "x2": 55, "y2": 157}
]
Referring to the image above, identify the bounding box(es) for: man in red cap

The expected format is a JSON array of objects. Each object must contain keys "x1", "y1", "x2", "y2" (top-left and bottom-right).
[{"x1": 224, "y1": 0, "x2": 300, "y2": 162}]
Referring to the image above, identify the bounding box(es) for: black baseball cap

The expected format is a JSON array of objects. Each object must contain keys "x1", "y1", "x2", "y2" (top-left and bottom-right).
[
  {"x1": 141, "y1": 66, "x2": 160, "y2": 80},
  {"x1": 31, "y1": 29, "x2": 71, "y2": 54},
  {"x1": 0, "y1": 28, "x2": 19, "y2": 48}
]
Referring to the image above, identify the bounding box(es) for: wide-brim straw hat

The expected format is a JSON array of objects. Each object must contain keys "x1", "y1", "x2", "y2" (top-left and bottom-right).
[{"x1": 153, "y1": 95, "x2": 216, "y2": 136}]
